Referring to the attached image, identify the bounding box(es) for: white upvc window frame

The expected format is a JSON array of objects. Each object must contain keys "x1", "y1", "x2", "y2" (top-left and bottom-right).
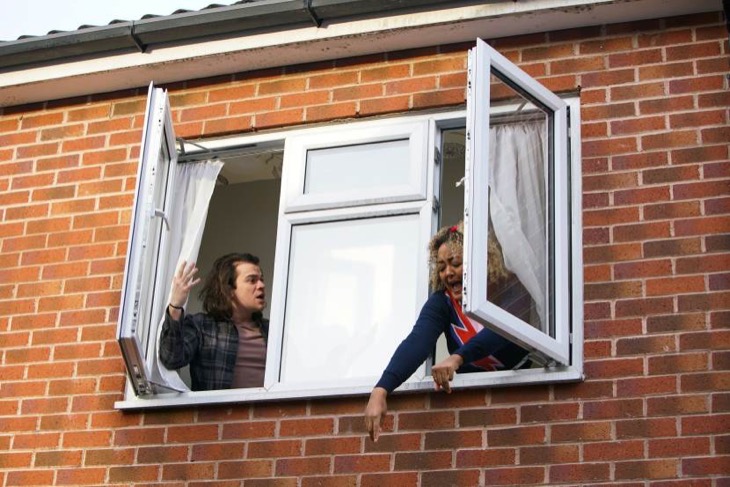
[
  {"x1": 117, "y1": 84, "x2": 177, "y2": 397},
  {"x1": 283, "y1": 120, "x2": 429, "y2": 212},
  {"x1": 116, "y1": 40, "x2": 583, "y2": 410},
  {"x1": 463, "y1": 38, "x2": 573, "y2": 367}
]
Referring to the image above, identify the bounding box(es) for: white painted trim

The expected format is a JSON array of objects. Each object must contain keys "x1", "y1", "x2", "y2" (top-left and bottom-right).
[{"x1": 0, "y1": 0, "x2": 720, "y2": 106}]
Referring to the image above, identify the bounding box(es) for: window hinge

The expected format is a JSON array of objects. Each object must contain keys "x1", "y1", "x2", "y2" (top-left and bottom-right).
[{"x1": 434, "y1": 147, "x2": 442, "y2": 165}]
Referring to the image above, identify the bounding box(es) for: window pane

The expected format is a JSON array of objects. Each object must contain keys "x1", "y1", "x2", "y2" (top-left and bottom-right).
[
  {"x1": 280, "y1": 215, "x2": 421, "y2": 384},
  {"x1": 304, "y1": 139, "x2": 410, "y2": 194},
  {"x1": 136, "y1": 142, "x2": 171, "y2": 354},
  {"x1": 487, "y1": 72, "x2": 550, "y2": 335}
]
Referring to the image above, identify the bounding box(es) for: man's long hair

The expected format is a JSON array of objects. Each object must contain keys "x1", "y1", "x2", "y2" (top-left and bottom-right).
[{"x1": 199, "y1": 252, "x2": 260, "y2": 321}]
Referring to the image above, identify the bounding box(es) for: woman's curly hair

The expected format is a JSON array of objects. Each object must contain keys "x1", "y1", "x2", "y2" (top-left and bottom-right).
[
  {"x1": 428, "y1": 221, "x2": 511, "y2": 292},
  {"x1": 199, "y1": 252, "x2": 261, "y2": 321}
]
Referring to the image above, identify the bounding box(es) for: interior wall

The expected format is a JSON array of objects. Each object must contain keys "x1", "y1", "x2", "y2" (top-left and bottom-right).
[{"x1": 190, "y1": 177, "x2": 281, "y2": 318}]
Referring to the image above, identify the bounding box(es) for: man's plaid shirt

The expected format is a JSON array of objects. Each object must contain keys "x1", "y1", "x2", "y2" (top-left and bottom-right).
[{"x1": 159, "y1": 310, "x2": 268, "y2": 391}]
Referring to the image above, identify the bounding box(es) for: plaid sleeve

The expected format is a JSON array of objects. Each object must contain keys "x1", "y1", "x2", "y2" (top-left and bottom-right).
[{"x1": 159, "y1": 309, "x2": 200, "y2": 370}]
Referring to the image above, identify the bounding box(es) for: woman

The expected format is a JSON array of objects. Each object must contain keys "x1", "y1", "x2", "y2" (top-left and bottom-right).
[
  {"x1": 159, "y1": 252, "x2": 268, "y2": 391},
  {"x1": 364, "y1": 222, "x2": 532, "y2": 440}
]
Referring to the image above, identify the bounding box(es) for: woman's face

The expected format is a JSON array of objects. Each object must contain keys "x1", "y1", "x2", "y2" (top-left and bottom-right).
[{"x1": 437, "y1": 242, "x2": 463, "y2": 302}]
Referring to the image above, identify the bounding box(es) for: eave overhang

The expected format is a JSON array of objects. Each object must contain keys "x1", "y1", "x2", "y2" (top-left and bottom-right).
[{"x1": 0, "y1": 0, "x2": 722, "y2": 107}]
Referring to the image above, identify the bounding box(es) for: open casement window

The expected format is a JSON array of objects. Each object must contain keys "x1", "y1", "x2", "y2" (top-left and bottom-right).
[
  {"x1": 117, "y1": 84, "x2": 177, "y2": 396},
  {"x1": 115, "y1": 40, "x2": 583, "y2": 410},
  {"x1": 462, "y1": 38, "x2": 575, "y2": 368}
]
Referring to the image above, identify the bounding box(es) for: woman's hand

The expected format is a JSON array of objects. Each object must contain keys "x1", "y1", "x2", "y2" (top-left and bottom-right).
[
  {"x1": 168, "y1": 260, "x2": 200, "y2": 318},
  {"x1": 364, "y1": 387, "x2": 388, "y2": 442},
  {"x1": 431, "y1": 354, "x2": 464, "y2": 393}
]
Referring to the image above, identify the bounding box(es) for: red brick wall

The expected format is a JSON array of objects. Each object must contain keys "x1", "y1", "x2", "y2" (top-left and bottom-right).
[{"x1": 1, "y1": 11, "x2": 728, "y2": 486}]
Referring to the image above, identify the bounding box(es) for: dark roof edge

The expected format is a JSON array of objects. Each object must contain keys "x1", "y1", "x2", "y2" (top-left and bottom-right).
[{"x1": 0, "y1": 0, "x2": 461, "y2": 70}]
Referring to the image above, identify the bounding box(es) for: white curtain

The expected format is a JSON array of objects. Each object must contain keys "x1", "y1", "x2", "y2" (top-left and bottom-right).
[
  {"x1": 489, "y1": 121, "x2": 547, "y2": 330},
  {"x1": 145, "y1": 159, "x2": 223, "y2": 392}
]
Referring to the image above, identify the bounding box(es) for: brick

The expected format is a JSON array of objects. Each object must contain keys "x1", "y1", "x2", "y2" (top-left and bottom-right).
[
  {"x1": 620, "y1": 332, "x2": 681, "y2": 355},
  {"x1": 616, "y1": 376, "x2": 677, "y2": 397},
  {"x1": 584, "y1": 398, "x2": 643, "y2": 420},
  {"x1": 648, "y1": 353, "x2": 708, "y2": 375},
  {"x1": 84, "y1": 447, "x2": 136, "y2": 466},
  {"x1": 398, "y1": 411, "x2": 456, "y2": 431},
  {"x1": 613, "y1": 221, "x2": 672, "y2": 243},
  {"x1": 676, "y1": 216, "x2": 730, "y2": 237},
  {"x1": 639, "y1": 61, "x2": 694, "y2": 81},
  {"x1": 585, "y1": 281, "x2": 642, "y2": 300},
  {"x1": 5, "y1": 470, "x2": 55, "y2": 486},
  {"x1": 255, "y1": 108, "x2": 304, "y2": 129},
  {"x1": 279, "y1": 418, "x2": 334, "y2": 437},
  {"x1": 642, "y1": 130, "x2": 698, "y2": 150},
  {"x1": 644, "y1": 165, "x2": 700, "y2": 184},
  {"x1": 611, "y1": 115, "x2": 666, "y2": 135},
  {"x1": 615, "y1": 297, "x2": 674, "y2": 318},
  {"x1": 217, "y1": 460, "x2": 273, "y2": 479},
  {"x1": 305, "y1": 102, "x2": 357, "y2": 122},
  {"x1": 455, "y1": 448, "x2": 515, "y2": 467},
  {"x1": 678, "y1": 292, "x2": 730, "y2": 313},
  {"x1": 647, "y1": 394, "x2": 710, "y2": 416},
  {"x1": 487, "y1": 425, "x2": 545, "y2": 447},
  {"x1": 682, "y1": 413, "x2": 730, "y2": 435},
  {"x1": 615, "y1": 459, "x2": 679, "y2": 480},
  {"x1": 644, "y1": 201, "x2": 701, "y2": 220},
  {"x1": 710, "y1": 272, "x2": 730, "y2": 291},
  {"x1": 336, "y1": 453, "x2": 392, "y2": 473},
  {"x1": 108, "y1": 465, "x2": 160, "y2": 483},
  {"x1": 247, "y1": 439, "x2": 302, "y2": 459},
  {"x1": 682, "y1": 456, "x2": 730, "y2": 476},
  {"x1": 677, "y1": 254, "x2": 729, "y2": 274},
  {"x1": 424, "y1": 430, "x2": 482, "y2": 450},
  {"x1": 584, "y1": 243, "x2": 643, "y2": 264},
  {"x1": 302, "y1": 476, "x2": 357, "y2": 487},
  {"x1": 161, "y1": 462, "x2": 216, "y2": 481},
  {"x1": 55, "y1": 467, "x2": 106, "y2": 486},
  {"x1": 520, "y1": 403, "x2": 579, "y2": 423},
  {"x1": 640, "y1": 95, "x2": 695, "y2": 116},
  {"x1": 616, "y1": 418, "x2": 677, "y2": 439},
  {"x1": 360, "y1": 95, "x2": 410, "y2": 116},
  {"x1": 423, "y1": 469, "x2": 484, "y2": 487},
  {"x1": 584, "y1": 358, "x2": 643, "y2": 379},
  {"x1": 364, "y1": 432, "x2": 421, "y2": 453},
  {"x1": 361, "y1": 473, "x2": 419, "y2": 487},
  {"x1": 681, "y1": 371, "x2": 730, "y2": 393},
  {"x1": 482, "y1": 466, "x2": 545, "y2": 486},
  {"x1": 550, "y1": 463, "x2": 611, "y2": 483},
  {"x1": 221, "y1": 421, "x2": 276, "y2": 440},
  {"x1": 275, "y1": 456, "x2": 330, "y2": 476},
  {"x1": 34, "y1": 449, "x2": 83, "y2": 467},
  {"x1": 583, "y1": 172, "x2": 637, "y2": 191},
  {"x1": 305, "y1": 437, "x2": 360, "y2": 456},
  {"x1": 520, "y1": 444, "x2": 579, "y2": 464}
]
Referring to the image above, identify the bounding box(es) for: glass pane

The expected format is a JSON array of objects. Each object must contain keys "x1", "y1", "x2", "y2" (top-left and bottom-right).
[
  {"x1": 487, "y1": 71, "x2": 551, "y2": 335},
  {"x1": 280, "y1": 215, "x2": 421, "y2": 384},
  {"x1": 304, "y1": 139, "x2": 410, "y2": 194},
  {"x1": 135, "y1": 141, "x2": 171, "y2": 353}
]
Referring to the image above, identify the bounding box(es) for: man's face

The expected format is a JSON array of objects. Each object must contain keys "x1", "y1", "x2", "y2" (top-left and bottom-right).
[{"x1": 230, "y1": 262, "x2": 266, "y2": 318}]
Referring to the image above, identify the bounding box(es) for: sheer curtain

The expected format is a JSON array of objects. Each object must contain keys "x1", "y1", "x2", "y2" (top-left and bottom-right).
[
  {"x1": 489, "y1": 121, "x2": 547, "y2": 330},
  {"x1": 146, "y1": 159, "x2": 223, "y2": 392}
]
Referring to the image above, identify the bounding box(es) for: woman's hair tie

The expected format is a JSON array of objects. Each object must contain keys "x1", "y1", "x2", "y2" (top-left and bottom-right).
[{"x1": 449, "y1": 225, "x2": 459, "y2": 233}]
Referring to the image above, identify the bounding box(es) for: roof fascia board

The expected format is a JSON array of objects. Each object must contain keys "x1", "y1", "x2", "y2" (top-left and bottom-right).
[{"x1": 0, "y1": 0, "x2": 722, "y2": 107}]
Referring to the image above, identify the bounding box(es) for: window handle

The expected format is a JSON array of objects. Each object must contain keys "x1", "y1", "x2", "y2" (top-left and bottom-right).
[{"x1": 153, "y1": 208, "x2": 170, "y2": 230}]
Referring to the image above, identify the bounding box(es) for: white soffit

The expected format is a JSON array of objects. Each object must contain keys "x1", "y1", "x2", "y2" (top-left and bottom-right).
[{"x1": 0, "y1": 0, "x2": 722, "y2": 107}]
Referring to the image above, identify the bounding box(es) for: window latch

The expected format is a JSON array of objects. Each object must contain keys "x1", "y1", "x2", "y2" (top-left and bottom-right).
[{"x1": 153, "y1": 209, "x2": 170, "y2": 230}]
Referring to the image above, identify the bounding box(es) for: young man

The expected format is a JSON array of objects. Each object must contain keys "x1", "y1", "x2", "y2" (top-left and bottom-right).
[{"x1": 159, "y1": 252, "x2": 268, "y2": 391}]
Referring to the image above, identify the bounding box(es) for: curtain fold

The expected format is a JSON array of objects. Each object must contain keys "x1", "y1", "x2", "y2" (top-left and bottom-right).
[
  {"x1": 145, "y1": 159, "x2": 223, "y2": 392},
  {"x1": 489, "y1": 121, "x2": 547, "y2": 330}
]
